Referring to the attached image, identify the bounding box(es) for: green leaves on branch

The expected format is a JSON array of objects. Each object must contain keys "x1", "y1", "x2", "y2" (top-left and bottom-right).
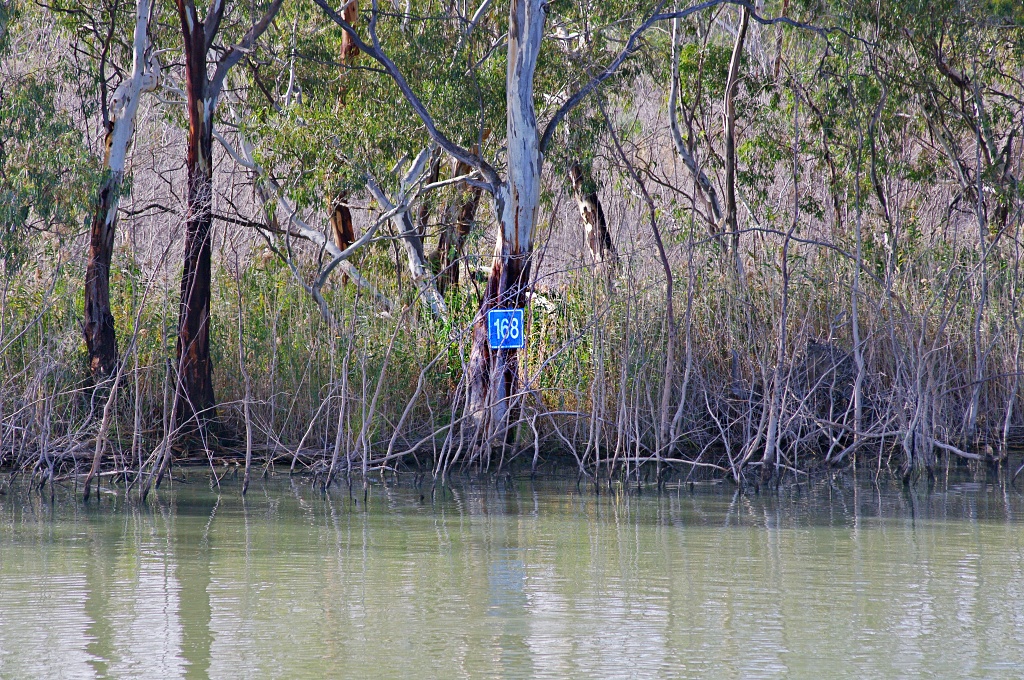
[{"x1": 0, "y1": 73, "x2": 98, "y2": 275}]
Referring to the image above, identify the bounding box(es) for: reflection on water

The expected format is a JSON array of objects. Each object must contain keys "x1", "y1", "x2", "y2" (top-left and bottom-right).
[{"x1": 1, "y1": 475, "x2": 1024, "y2": 678}]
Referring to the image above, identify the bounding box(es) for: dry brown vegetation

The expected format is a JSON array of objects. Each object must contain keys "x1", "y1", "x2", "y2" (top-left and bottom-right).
[{"x1": 1, "y1": 0, "x2": 1023, "y2": 496}]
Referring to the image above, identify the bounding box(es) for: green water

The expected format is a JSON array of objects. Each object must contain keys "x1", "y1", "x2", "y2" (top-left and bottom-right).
[{"x1": 1, "y1": 475, "x2": 1024, "y2": 679}]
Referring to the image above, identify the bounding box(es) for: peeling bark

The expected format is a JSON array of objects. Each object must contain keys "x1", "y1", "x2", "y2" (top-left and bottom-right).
[
  {"x1": 338, "y1": 0, "x2": 359, "y2": 103},
  {"x1": 83, "y1": 0, "x2": 159, "y2": 382},
  {"x1": 467, "y1": 0, "x2": 545, "y2": 441},
  {"x1": 329, "y1": 196, "x2": 355, "y2": 250},
  {"x1": 177, "y1": 19, "x2": 217, "y2": 425},
  {"x1": 173, "y1": 0, "x2": 283, "y2": 427},
  {"x1": 84, "y1": 173, "x2": 120, "y2": 381},
  {"x1": 329, "y1": 193, "x2": 355, "y2": 287},
  {"x1": 568, "y1": 160, "x2": 616, "y2": 271},
  {"x1": 314, "y1": 0, "x2": 743, "y2": 442}
]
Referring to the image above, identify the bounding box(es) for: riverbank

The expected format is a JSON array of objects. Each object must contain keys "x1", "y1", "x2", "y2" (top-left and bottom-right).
[{"x1": 4, "y1": 443, "x2": 1024, "y2": 501}]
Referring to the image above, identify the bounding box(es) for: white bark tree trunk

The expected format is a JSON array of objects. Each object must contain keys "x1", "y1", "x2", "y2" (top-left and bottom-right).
[
  {"x1": 82, "y1": 0, "x2": 159, "y2": 493},
  {"x1": 467, "y1": 0, "x2": 545, "y2": 441},
  {"x1": 83, "y1": 0, "x2": 159, "y2": 380},
  {"x1": 365, "y1": 149, "x2": 448, "y2": 319}
]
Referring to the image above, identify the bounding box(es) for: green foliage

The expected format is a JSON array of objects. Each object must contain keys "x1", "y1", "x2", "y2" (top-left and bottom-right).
[
  {"x1": 5, "y1": 0, "x2": 1024, "y2": 482},
  {"x1": 0, "y1": 14, "x2": 98, "y2": 276},
  {"x1": 0, "y1": 0, "x2": 13, "y2": 52},
  {"x1": 243, "y1": 1, "x2": 506, "y2": 203}
]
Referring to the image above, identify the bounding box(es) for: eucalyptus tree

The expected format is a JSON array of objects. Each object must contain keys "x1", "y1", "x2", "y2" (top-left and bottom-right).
[
  {"x1": 309, "y1": 0, "x2": 797, "y2": 442},
  {"x1": 887, "y1": 0, "x2": 1023, "y2": 446},
  {"x1": 33, "y1": 0, "x2": 165, "y2": 384},
  {"x1": 0, "y1": 2, "x2": 96, "y2": 302},
  {"x1": 171, "y1": 0, "x2": 282, "y2": 428},
  {"x1": 234, "y1": 0, "x2": 497, "y2": 319},
  {"x1": 82, "y1": 0, "x2": 160, "y2": 382}
]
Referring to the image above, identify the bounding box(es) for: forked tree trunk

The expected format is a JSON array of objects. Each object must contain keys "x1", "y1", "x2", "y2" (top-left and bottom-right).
[
  {"x1": 83, "y1": 0, "x2": 159, "y2": 495},
  {"x1": 139, "y1": 0, "x2": 281, "y2": 500},
  {"x1": 568, "y1": 160, "x2": 616, "y2": 270},
  {"x1": 310, "y1": 0, "x2": 546, "y2": 442},
  {"x1": 308, "y1": 0, "x2": 775, "y2": 454},
  {"x1": 467, "y1": 0, "x2": 545, "y2": 440},
  {"x1": 366, "y1": 161, "x2": 448, "y2": 319},
  {"x1": 83, "y1": 0, "x2": 158, "y2": 382}
]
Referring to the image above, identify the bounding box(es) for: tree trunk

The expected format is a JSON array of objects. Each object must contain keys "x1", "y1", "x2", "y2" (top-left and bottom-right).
[
  {"x1": 724, "y1": 7, "x2": 748, "y2": 278},
  {"x1": 176, "y1": 14, "x2": 216, "y2": 427},
  {"x1": 568, "y1": 160, "x2": 616, "y2": 271},
  {"x1": 467, "y1": 0, "x2": 545, "y2": 441},
  {"x1": 171, "y1": 0, "x2": 282, "y2": 429},
  {"x1": 329, "y1": 0, "x2": 359, "y2": 283},
  {"x1": 83, "y1": 0, "x2": 158, "y2": 382},
  {"x1": 670, "y1": 16, "x2": 723, "y2": 236},
  {"x1": 84, "y1": 175, "x2": 120, "y2": 380},
  {"x1": 135, "y1": 0, "x2": 284, "y2": 498},
  {"x1": 329, "y1": 193, "x2": 354, "y2": 288},
  {"x1": 330, "y1": 195, "x2": 355, "y2": 251},
  {"x1": 366, "y1": 172, "x2": 448, "y2": 319},
  {"x1": 433, "y1": 156, "x2": 483, "y2": 294},
  {"x1": 337, "y1": 0, "x2": 359, "y2": 104}
]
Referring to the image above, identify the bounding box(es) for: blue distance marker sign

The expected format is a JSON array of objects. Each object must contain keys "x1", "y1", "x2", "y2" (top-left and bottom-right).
[{"x1": 487, "y1": 308, "x2": 525, "y2": 350}]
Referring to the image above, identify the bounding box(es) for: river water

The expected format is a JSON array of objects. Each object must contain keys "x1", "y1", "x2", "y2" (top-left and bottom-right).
[{"x1": 1, "y1": 473, "x2": 1023, "y2": 678}]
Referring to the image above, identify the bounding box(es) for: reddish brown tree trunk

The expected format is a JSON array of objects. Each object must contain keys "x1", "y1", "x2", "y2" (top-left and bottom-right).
[
  {"x1": 176, "y1": 10, "x2": 216, "y2": 427},
  {"x1": 328, "y1": 196, "x2": 355, "y2": 287},
  {"x1": 467, "y1": 249, "x2": 532, "y2": 438},
  {"x1": 337, "y1": 0, "x2": 359, "y2": 103},
  {"x1": 330, "y1": 195, "x2": 355, "y2": 250},
  {"x1": 171, "y1": 0, "x2": 282, "y2": 429},
  {"x1": 84, "y1": 164, "x2": 120, "y2": 381}
]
